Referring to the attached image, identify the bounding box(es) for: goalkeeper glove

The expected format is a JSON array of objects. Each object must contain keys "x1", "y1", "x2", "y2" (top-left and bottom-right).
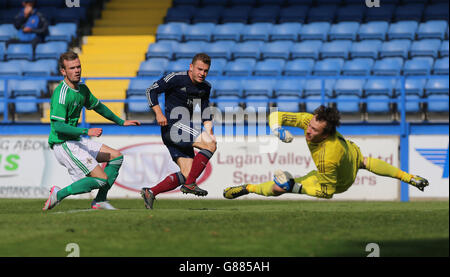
[
  {"x1": 273, "y1": 169, "x2": 295, "y2": 192},
  {"x1": 272, "y1": 127, "x2": 294, "y2": 143}
]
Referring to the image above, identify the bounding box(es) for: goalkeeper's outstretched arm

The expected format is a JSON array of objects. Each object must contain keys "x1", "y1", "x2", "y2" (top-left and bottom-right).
[{"x1": 268, "y1": 111, "x2": 313, "y2": 143}]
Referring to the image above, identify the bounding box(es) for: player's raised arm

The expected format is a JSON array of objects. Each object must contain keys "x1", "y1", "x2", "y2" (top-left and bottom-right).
[{"x1": 268, "y1": 111, "x2": 312, "y2": 143}]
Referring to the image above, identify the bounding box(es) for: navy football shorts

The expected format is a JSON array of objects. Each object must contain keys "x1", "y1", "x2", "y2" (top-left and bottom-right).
[{"x1": 161, "y1": 121, "x2": 202, "y2": 162}]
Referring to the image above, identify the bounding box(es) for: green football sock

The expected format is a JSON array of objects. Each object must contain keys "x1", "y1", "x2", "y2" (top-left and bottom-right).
[
  {"x1": 57, "y1": 177, "x2": 107, "y2": 201},
  {"x1": 94, "y1": 155, "x2": 123, "y2": 202}
]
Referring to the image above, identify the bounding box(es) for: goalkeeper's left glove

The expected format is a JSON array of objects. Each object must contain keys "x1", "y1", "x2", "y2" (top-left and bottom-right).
[
  {"x1": 272, "y1": 127, "x2": 294, "y2": 143},
  {"x1": 273, "y1": 169, "x2": 295, "y2": 192}
]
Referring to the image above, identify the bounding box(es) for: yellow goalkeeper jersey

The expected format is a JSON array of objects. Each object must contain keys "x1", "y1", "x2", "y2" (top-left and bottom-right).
[{"x1": 269, "y1": 111, "x2": 363, "y2": 193}]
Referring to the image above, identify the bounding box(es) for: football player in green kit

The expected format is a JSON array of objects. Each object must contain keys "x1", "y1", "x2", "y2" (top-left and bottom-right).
[{"x1": 43, "y1": 51, "x2": 140, "y2": 211}]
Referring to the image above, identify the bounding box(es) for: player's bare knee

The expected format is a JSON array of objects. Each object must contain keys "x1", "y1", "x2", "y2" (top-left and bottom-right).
[
  {"x1": 205, "y1": 140, "x2": 217, "y2": 153},
  {"x1": 111, "y1": 150, "x2": 122, "y2": 160}
]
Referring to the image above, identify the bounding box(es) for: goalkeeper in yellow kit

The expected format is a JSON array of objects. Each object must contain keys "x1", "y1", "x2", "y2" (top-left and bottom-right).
[{"x1": 224, "y1": 105, "x2": 429, "y2": 199}]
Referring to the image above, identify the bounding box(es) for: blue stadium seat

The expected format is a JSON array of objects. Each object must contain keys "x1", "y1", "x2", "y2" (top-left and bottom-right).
[
  {"x1": 299, "y1": 22, "x2": 330, "y2": 41},
  {"x1": 342, "y1": 58, "x2": 374, "y2": 76},
  {"x1": 440, "y1": 40, "x2": 449, "y2": 57},
  {"x1": 244, "y1": 79, "x2": 275, "y2": 112},
  {"x1": 241, "y1": 23, "x2": 273, "y2": 41},
  {"x1": 395, "y1": 3, "x2": 424, "y2": 21},
  {"x1": 364, "y1": 78, "x2": 396, "y2": 115},
  {"x1": 283, "y1": 59, "x2": 315, "y2": 76},
  {"x1": 223, "y1": 58, "x2": 256, "y2": 76},
  {"x1": 214, "y1": 79, "x2": 244, "y2": 112},
  {"x1": 244, "y1": 79, "x2": 275, "y2": 97},
  {"x1": 395, "y1": 77, "x2": 427, "y2": 97},
  {"x1": 425, "y1": 77, "x2": 449, "y2": 95},
  {"x1": 146, "y1": 41, "x2": 177, "y2": 60},
  {"x1": 433, "y1": 57, "x2": 449, "y2": 75},
  {"x1": 0, "y1": 24, "x2": 18, "y2": 41},
  {"x1": 165, "y1": 59, "x2": 191, "y2": 74},
  {"x1": 426, "y1": 94, "x2": 449, "y2": 114},
  {"x1": 274, "y1": 80, "x2": 302, "y2": 110},
  {"x1": 307, "y1": 5, "x2": 337, "y2": 22},
  {"x1": 410, "y1": 39, "x2": 442, "y2": 58},
  {"x1": 165, "y1": 6, "x2": 195, "y2": 23},
  {"x1": 358, "y1": 21, "x2": 389, "y2": 40},
  {"x1": 320, "y1": 40, "x2": 352, "y2": 59},
  {"x1": 14, "y1": 95, "x2": 39, "y2": 114},
  {"x1": 249, "y1": 5, "x2": 280, "y2": 24},
  {"x1": 35, "y1": 41, "x2": 68, "y2": 60},
  {"x1": 212, "y1": 23, "x2": 244, "y2": 41},
  {"x1": 328, "y1": 22, "x2": 359, "y2": 41},
  {"x1": 0, "y1": 42, "x2": 4, "y2": 60},
  {"x1": 279, "y1": 5, "x2": 309, "y2": 24},
  {"x1": 156, "y1": 23, "x2": 186, "y2": 42},
  {"x1": 417, "y1": 20, "x2": 448, "y2": 40},
  {"x1": 303, "y1": 79, "x2": 335, "y2": 97},
  {"x1": 232, "y1": 41, "x2": 264, "y2": 59},
  {"x1": 22, "y1": 59, "x2": 58, "y2": 76},
  {"x1": 127, "y1": 78, "x2": 157, "y2": 96},
  {"x1": 379, "y1": 40, "x2": 411, "y2": 59},
  {"x1": 46, "y1": 23, "x2": 77, "y2": 42},
  {"x1": 334, "y1": 78, "x2": 365, "y2": 96},
  {"x1": 213, "y1": 79, "x2": 244, "y2": 99},
  {"x1": 261, "y1": 41, "x2": 293, "y2": 60},
  {"x1": 350, "y1": 40, "x2": 382, "y2": 59},
  {"x1": 204, "y1": 41, "x2": 236, "y2": 60},
  {"x1": 364, "y1": 78, "x2": 396, "y2": 97},
  {"x1": 208, "y1": 58, "x2": 227, "y2": 76},
  {"x1": 10, "y1": 79, "x2": 46, "y2": 97},
  {"x1": 365, "y1": 4, "x2": 395, "y2": 21},
  {"x1": 387, "y1": 21, "x2": 418, "y2": 40},
  {"x1": 221, "y1": 5, "x2": 252, "y2": 24},
  {"x1": 138, "y1": 58, "x2": 169, "y2": 76},
  {"x1": 372, "y1": 57, "x2": 404, "y2": 76},
  {"x1": 184, "y1": 23, "x2": 215, "y2": 41},
  {"x1": 174, "y1": 41, "x2": 206, "y2": 59},
  {"x1": 290, "y1": 40, "x2": 323, "y2": 59},
  {"x1": 313, "y1": 58, "x2": 344, "y2": 76},
  {"x1": 6, "y1": 43, "x2": 33, "y2": 60},
  {"x1": 274, "y1": 79, "x2": 304, "y2": 97},
  {"x1": 192, "y1": 6, "x2": 224, "y2": 24},
  {"x1": 424, "y1": 3, "x2": 449, "y2": 21},
  {"x1": 0, "y1": 60, "x2": 23, "y2": 75},
  {"x1": 334, "y1": 78, "x2": 364, "y2": 114},
  {"x1": 253, "y1": 59, "x2": 285, "y2": 76},
  {"x1": 269, "y1": 23, "x2": 302, "y2": 41},
  {"x1": 403, "y1": 57, "x2": 434, "y2": 76},
  {"x1": 336, "y1": 5, "x2": 365, "y2": 22},
  {"x1": 127, "y1": 95, "x2": 151, "y2": 113}
]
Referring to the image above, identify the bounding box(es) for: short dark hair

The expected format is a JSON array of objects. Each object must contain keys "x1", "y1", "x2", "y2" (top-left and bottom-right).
[
  {"x1": 191, "y1": 53, "x2": 211, "y2": 66},
  {"x1": 314, "y1": 105, "x2": 341, "y2": 136},
  {"x1": 58, "y1": 51, "x2": 79, "y2": 70}
]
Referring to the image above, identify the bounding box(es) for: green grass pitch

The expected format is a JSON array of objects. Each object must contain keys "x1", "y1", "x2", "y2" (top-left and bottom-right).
[{"x1": 0, "y1": 199, "x2": 448, "y2": 257}]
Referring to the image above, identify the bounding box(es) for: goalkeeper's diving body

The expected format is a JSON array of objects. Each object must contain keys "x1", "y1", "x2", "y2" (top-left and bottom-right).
[{"x1": 224, "y1": 105, "x2": 429, "y2": 200}]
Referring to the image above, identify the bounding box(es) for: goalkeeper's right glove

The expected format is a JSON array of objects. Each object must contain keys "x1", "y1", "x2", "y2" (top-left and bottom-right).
[{"x1": 272, "y1": 127, "x2": 294, "y2": 143}]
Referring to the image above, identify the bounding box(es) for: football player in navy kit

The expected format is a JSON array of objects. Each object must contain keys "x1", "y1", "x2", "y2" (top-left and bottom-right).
[{"x1": 141, "y1": 53, "x2": 216, "y2": 209}]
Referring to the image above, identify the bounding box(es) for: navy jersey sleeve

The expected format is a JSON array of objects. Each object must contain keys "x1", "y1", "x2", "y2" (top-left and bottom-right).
[
  {"x1": 145, "y1": 73, "x2": 177, "y2": 107},
  {"x1": 201, "y1": 82, "x2": 213, "y2": 123}
]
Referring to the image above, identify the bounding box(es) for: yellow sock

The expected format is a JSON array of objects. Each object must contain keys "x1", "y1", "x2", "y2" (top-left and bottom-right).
[
  {"x1": 366, "y1": 157, "x2": 412, "y2": 183},
  {"x1": 247, "y1": 181, "x2": 277, "y2": 197}
]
